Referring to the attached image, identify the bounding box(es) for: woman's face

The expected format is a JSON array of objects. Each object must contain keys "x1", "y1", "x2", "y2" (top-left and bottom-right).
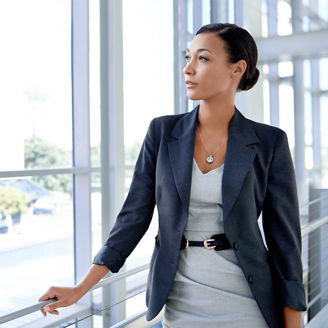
[{"x1": 183, "y1": 32, "x2": 243, "y2": 101}]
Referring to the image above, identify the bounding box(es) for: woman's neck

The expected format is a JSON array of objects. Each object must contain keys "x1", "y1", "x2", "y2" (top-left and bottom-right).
[{"x1": 198, "y1": 99, "x2": 235, "y2": 134}]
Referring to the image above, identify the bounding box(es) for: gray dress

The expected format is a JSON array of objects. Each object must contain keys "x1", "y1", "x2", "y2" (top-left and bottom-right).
[{"x1": 162, "y1": 158, "x2": 269, "y2": 328}]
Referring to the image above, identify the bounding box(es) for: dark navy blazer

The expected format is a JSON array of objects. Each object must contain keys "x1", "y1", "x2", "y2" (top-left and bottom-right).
[{"x1": 94, "y1": 105, "x2": 306, "y2": 328}]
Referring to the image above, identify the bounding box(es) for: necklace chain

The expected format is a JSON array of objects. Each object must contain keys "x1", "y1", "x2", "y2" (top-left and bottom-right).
[{"x1": 197, "y1": 126, "x2": 221, "y2": 164}]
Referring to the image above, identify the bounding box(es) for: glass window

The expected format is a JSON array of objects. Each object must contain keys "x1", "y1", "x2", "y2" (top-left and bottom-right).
[
  {"x1": 89, "y1": 0, "x2": 101, "y2": 168},
  {"x1": 0, "y1": 1, "x2": 74, "y2": 326},
  {"x1": 278, "y1": 83, "x2": 295, "y2": 149},
  {"x1": 122, "y1": 0, "x2": 174, "y2": 163},
  {"x1": 320, "y1": 96, "x2": 328, "y2": 187},
  {"x1": 277, "y1": 0, "x2": 292, "y2": 36},
  {"x1": 319, "y1": 58, "x2": 328, "y2": 90},
  {"x1": 0, "y1": 0, "x2": 72, "y2": 171},
  {"x1": 121, "y1": 0, "x2": 174, "y2": 316},
  {"x1": 0, "y1": 175, "x2": 74, "y2": 326}
]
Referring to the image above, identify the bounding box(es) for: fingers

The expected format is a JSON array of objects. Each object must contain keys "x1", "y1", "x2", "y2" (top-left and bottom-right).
[
  {"x1": 41, "y1": 307, "x2": 46, "y2": 317},
  {"x1": 39, "y1": 286, "x2": 60, "y2": 302},
  {"x1": 43, "y1": 299, "x2": 65, "y2": 313},
  {"x1": 39, "y1": 286, "x2": 62, "y2": 317}
]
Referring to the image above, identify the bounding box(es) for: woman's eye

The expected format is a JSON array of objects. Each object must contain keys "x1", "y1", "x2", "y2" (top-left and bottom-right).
[{"x1": 184, "y1": 55, "x2": 208, "y2": 62}]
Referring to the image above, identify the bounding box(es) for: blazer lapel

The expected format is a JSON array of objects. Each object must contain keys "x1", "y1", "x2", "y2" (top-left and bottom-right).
[
  {"x1": 168, "y1": 106, "x2": 199, "y2": 212},
  {"x1": 222, "y1": 109, "x2": 259, "y2": 222},
  {"x1": 168, "y1": 105, "x2": 259, "y2": 223}
]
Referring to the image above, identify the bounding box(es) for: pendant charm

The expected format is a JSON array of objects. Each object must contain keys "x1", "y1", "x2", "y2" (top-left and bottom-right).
[{"x1": 206, "y1": 154, "x2": 214, "y2": 164}]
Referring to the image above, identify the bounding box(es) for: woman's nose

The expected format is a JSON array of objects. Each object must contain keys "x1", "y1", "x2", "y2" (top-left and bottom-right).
[{"x1": 183, "y1": 59, "x2": 194, "y2": 75}]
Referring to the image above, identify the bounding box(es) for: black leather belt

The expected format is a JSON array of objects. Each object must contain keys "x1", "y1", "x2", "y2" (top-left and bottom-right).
[{"x1": 180, "y1": 233, "x2": 231, "y2": 251}]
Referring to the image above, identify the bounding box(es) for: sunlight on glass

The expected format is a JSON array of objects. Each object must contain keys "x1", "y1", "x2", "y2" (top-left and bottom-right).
[
  {"x1": 305, "y1": 146, "x2": 314, "y2": 170},
  {"x1": 0, "y1": 0, "x2": 72, "y2": 172},
  {"x1": 278, "y1": 61, "x2": 293, "y2": 77},
  {"x1": 277, "y1": 0, "x2": 292, "y2": 36},
  {"x1": 319, "y1": 58, "x2": 328, "y2": 89},
  {"x1": 320, "y1": 97, "x2": 328, "y2": 187},
  {"x1": 279, "y1": 83, "x2": 295, "y2": 149},
  {"x1": 304, "y1": 92, "x2": 313, "y2": 146}
]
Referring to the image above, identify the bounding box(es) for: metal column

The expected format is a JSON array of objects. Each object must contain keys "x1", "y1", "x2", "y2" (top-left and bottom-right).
[
  {"x1": 173, "y1": 0, "x2": 188, "y2": 114},
  {"x1": 100, "y1": 0, "x2": 126, "y2": 326},
  {"x1": 267, "y1": 0, "x2": 280, "y2": 127},
  {"x1": 292, "y1": 0, "x2": 307, "y2": 205},
  {"x1": 310, "y1": 0, "x2": 322, "y2": 187},
  {"x1": 71, "y1": 0, "x2": 93, "y2": 327}
]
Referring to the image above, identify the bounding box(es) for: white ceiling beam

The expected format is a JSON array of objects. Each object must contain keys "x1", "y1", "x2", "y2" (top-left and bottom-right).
[{"x1": 256, "y1": 28, "x2": 328, "y2": 63}]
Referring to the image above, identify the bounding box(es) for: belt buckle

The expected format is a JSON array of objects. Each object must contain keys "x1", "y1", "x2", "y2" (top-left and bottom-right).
[
  {"x1": 203, "y1": 238, "x2": 216, "y2": 250},
  {"x1": 185, "y1": 239, "x2": 189, "y2": 249}
]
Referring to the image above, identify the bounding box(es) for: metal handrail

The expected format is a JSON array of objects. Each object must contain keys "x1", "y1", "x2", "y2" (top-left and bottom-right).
[
  {"x1": 1, "y1": 197, "x2": 328, "y2": 326},
  {"x1": 299, "y1": 194, "x2": 328, "y2": 209},
  {"x1": 0, "y1": 166, "x2": 100, "y2": 178},
  {"x1": 301, "y1": 215, "x2": 328, "y2": 236},
  {"x1": 0, "y1": 264, "x2": 149, "y2": 325}
]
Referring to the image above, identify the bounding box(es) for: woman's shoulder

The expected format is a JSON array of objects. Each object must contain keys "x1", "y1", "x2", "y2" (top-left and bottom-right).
[
  {"x1": 151, "y1": 112, "x2": 187, "y2": 125},
  {"x1": 148, "y1": 112, "x2": 188, "y2": 135},
  {"x1": 245, "y1": 115, "x2": 288, "y2": 141}
]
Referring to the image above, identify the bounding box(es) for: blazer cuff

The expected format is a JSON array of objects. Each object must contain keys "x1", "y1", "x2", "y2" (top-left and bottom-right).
[
  {"x1": 93, "y1": 245, "x2": 125, "y2": 273},
  {"x1": 281, "y1": 279, "x2": 307, "y2": 311}
]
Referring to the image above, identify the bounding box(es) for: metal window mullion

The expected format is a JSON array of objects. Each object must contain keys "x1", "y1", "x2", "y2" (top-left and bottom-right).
[
  {"x1": 267, "y1": 0, "x2": 279, "y2": 127},
  {"x1": 210, "y1": 0, "x2": 227, "y2": 23},
  {"x1": 234, "y1": 0, "x2": 243, "y2": 26},
  {"x1": 71, "y1": 0, "x2": 93, "y2": 327},
  {"x1": 193, "y1": 0, "x2": 203, "y2": 33},
  {"x1": 310, "y1": 59, "x2": 322, "y2": 185},
  {"x1": 191, "y1": 0, "x2": 203, "y2": 110},
  {"x1": 310, "y1": 0, "x2": 322, "y2": 186},
  {"x1": 174, "y1": 0, "x2": 188, "y2": 114},
  {"x1": 100, "y1": 0, "x2": 126, "y2": 326},
  {"x1": 292, "y1": 0, "x2": 307, "y2": 205}
]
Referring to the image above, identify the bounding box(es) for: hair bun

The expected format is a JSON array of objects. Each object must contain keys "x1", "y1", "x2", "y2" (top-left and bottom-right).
[{"x1": 240, "y1": 68, "x2": 260, "y2": 91}]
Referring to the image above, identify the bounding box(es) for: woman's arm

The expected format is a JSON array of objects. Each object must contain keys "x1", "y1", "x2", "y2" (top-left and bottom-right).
[
  {"x1": 39, "y1": 264, "x2": 109, "y2": 316},
  {"x1": 283, "y1": 307, "x2": 302, "y2": 328},
  {"x1": 39, "y1": 118, "x2": 158, "y2": 316},
  {"x1": 262, "y1": 131, "x2": 306, "y2": 313}
]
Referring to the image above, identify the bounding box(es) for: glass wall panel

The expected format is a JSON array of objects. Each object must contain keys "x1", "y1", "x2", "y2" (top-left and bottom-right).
[
  {"x1": 277, "y1": 0, "x2": 292, "y2": 36},
  {"x1": 0, "y1": 0, "x2": 72, "y2": 172},
  {"x1": 120, "y1": 0, "x2": 174, "y2": 317},
  {"x1": 0, "y1": 174, "x2": 74, "y2": 327},
  {"x1": 278, "y1": 83, "x2": 295, "y2": 149},
  {"x1": 320, "y1": 96, "x2": 328, "y2": 186},
  {"x1": 89, "y1": 0, "x2": 101, "y2": 168}
]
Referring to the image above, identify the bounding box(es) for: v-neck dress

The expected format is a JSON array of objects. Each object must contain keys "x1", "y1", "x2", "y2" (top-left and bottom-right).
[{"x1": 162, "y1": 158, "x2": 268, "y2": 328}]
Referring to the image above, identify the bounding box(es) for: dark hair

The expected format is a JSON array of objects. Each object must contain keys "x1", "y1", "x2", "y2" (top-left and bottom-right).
[{"x1": 196, "y1": 23, "x2": 259, "y2": 91}]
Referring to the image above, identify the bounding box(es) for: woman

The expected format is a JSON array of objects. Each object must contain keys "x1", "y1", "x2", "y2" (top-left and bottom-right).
[{"x1": 39, "y1": 23, "x2": 306, "y2": 327}]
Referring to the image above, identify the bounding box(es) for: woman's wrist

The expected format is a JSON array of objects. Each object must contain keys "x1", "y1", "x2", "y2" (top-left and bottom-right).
[
  {"x1": 74, "y1": 264, "x2": 110, "y2": 299},
  {"x1": 283, "y1": 306, "x2": 302, "y2": 328}
]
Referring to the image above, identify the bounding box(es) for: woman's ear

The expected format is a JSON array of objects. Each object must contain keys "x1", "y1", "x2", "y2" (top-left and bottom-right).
[{"x1": 231, "y1": 60, "x2": 247, "y2": 80}]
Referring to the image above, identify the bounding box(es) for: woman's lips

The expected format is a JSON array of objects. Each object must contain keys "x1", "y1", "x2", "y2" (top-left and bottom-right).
[{"x1": 185, "y1": 81, "x2": 197, "y2": 88}]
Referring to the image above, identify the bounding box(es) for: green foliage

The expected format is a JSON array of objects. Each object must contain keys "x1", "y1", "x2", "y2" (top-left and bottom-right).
[
  {"x1": 23, "y1": 137, "x2": 143, "y2": 195},
  {"x1": 24, "y1": 136, "x2": 72, "y2": 194},
  {"x1": 0, "y1": 187, "x2": 28, "y2": 216}
]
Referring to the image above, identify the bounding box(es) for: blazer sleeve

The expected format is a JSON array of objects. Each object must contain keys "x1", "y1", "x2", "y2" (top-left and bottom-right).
[
  {"x1": 262, "y1": 130, "x2": 307, "y2": 311},
  {"x1": 93, "y1": 118, "x2": 157, "y2": 273}
]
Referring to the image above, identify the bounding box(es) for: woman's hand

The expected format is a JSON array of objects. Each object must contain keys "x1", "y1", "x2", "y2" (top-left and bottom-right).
[
  {"x1": 38, "y1": 264, "x2": 110, "y2": 317},
  {"x1": 38, "y1": 286, "x2": 82, "y2": 316}
]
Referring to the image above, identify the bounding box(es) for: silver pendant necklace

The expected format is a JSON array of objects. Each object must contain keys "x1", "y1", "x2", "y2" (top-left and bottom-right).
[{"x1": 197, "y1": 126, "x2": 221, "y2": 164}]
